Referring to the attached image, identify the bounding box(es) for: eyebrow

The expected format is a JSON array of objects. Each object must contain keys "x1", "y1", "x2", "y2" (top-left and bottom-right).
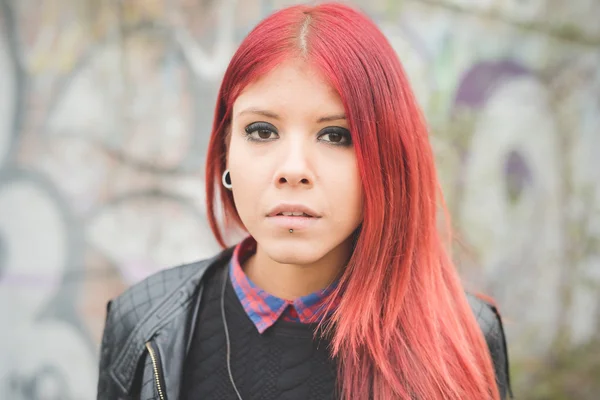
[{"x1": 237, "y1": 108, "x2": 346, "y2": 123}]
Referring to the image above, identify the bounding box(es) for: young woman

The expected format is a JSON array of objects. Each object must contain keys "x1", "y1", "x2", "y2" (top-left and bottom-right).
[{"x1": 97, "y1": 3, "x2": 511, "y2": 399}]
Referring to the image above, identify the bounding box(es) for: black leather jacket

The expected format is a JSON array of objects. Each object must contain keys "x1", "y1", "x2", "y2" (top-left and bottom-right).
[{"x1": 97, "y1": 246, "x2": 512, "y2": 400}]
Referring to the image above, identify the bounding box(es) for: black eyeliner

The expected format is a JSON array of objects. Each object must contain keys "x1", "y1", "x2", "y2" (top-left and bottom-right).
[
  {"x1": 244, "y1": 121, "x2": 279, "y2": 142},
  {"x1": 318, "y1": 127, "x2": 353, "y2": 147},
  {"x1": 244, "y1": 121, "x2": 278, "y2": 134}
]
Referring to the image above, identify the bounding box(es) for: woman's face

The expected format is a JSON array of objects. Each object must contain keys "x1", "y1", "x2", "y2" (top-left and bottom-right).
[{"x1": 227, "y1": 60, "x2": 363, "y2": 266}]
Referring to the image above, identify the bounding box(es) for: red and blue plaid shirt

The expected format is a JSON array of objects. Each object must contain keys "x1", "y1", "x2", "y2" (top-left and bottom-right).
[{"x1": 229, "y1": 236, "x2": 340, "y2": 334}]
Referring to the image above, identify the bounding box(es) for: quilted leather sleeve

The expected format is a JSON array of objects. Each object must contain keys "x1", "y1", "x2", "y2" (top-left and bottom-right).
[
  {"x1": 97, "y1": 300, "x2": 123, "y2": 400},
  {"x1": 95, "y1": 270, "x2": 182, "y2": 399}
]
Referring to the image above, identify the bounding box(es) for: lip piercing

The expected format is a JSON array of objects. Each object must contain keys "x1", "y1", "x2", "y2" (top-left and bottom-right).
[{"x1": 289, "y1": 229, "x2": 293, "y2": 233}]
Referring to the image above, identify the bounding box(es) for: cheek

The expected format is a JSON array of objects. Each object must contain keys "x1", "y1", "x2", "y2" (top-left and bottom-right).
[{"x1": 322, "y1": 158, "x2": 363, "y2": 222}]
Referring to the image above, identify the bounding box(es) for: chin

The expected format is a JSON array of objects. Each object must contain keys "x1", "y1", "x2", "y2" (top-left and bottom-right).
[{"x1": 260, "y1": 237, "x2": 328, "y2": 266}]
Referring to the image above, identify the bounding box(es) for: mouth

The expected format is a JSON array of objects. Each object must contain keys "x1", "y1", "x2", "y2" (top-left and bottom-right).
[
  {"x1": 266, "y1": 204, "x2": 322, "y2": 219},
  {"x1": 274, "y1": 211, "x2": 315, "y2": 217},
  {"x1": 266, "y1": 210, "x2": 321, "y2": 231}
]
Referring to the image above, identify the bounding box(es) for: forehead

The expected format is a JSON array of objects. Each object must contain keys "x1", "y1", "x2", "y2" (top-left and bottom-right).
[{"x1": 233, "y1": 60, "x2": 343, "y2": 114}]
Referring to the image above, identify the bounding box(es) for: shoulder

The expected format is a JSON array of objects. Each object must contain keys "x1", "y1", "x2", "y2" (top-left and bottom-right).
[
  {"x1": 97, "y1": 248, "x2": 234, "y2": 396},
  {"x1": 107, "y1": 260, "x2": 206, "y2": 326},
  {"x1": 466, "y1": 293, "x2": 513, "y2": 399},
  {"x1": 466, "y1": 293, "x2": 503, "y2": 339},
  {"x1": 104, "y1": 247, "x2": 234, "y2": 343}
]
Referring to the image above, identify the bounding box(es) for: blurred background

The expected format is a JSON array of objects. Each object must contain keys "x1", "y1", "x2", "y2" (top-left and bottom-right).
[{"x1": 0, "y1": 0, "x2": 598, "y2": 399}]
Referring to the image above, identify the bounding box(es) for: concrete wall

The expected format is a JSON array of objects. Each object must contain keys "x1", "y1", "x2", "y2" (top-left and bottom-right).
[{"x1": 1, "y1": 0, "x2": 598, "y2": 398}]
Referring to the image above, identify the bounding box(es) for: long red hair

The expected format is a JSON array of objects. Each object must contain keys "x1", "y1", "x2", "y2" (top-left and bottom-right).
[{"x1": 205, "y1": 3, "x2": 500, "y2": 399}]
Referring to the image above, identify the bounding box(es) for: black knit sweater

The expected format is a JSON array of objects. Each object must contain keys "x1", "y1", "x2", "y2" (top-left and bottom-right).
[{"x1": 180, "y1": 266, "x2": 339, "y2": 399}]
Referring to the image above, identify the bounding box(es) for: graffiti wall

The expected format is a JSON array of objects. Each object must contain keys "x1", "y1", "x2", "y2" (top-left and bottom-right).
[{"x1": 0, "y1": 0, "x2": 598, "y2": 398}]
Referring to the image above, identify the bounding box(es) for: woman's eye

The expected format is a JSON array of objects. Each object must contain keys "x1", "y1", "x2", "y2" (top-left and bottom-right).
[
  {"x1": 323, "y1": 132, "x2": 343, "y2": 143},
  {"x1": 256, "y1": 130, "x2": 276, "y2": 140},
  {"x1": 244, "y1": 122, "x2": 279, "y2": 141},
  {"x1": 319, "y1": 128, "x2": 352, "y2": 146}
]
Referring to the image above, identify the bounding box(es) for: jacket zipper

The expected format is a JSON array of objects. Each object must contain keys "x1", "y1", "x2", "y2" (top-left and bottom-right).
[{"x1": 145, "y1": 341, "x2": 167, "y2": 400}]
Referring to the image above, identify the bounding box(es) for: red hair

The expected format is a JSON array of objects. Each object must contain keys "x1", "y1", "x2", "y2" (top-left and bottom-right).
[{"x1": 205, "y1": 3, "x2": 500, "y2": 399}]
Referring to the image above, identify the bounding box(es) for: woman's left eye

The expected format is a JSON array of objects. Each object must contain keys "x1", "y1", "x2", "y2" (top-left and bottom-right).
[{"x1": 318, "y1": 128, "x2": 352, "y2": 146}]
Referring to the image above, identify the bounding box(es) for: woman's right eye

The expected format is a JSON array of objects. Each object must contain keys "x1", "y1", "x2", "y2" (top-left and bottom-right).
[{"x1": 244, "y1": 122, "x2": 279, "y2": 141}]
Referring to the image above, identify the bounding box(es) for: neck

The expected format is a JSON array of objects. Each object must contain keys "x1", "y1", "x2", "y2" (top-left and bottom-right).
[{"x1": 243, "y1": 239, "x2": 352, "y2": 300}]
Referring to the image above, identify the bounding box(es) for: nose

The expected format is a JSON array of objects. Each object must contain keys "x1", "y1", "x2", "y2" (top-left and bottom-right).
[{"x1": 274, "y1": 141, "x2": 314, "y2": 188}]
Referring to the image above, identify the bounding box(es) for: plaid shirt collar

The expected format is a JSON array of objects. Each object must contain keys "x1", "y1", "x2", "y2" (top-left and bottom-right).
[{"x1": 229, "y1": 236, "x2": 340, "y2": 334}]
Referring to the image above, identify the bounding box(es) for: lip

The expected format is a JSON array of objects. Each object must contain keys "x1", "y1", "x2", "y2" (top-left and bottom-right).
[
  {"x1": 267, "y1": 215, "x2": 320, "y2": 230},
  {"x1": 266, "y1": 203, "x2": 322, "y2": 218}
]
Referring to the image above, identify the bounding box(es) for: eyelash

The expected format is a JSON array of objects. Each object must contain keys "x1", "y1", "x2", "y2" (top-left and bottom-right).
[{"x1": 244, "y1": 122, "x2": 352, "y2": 147}]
